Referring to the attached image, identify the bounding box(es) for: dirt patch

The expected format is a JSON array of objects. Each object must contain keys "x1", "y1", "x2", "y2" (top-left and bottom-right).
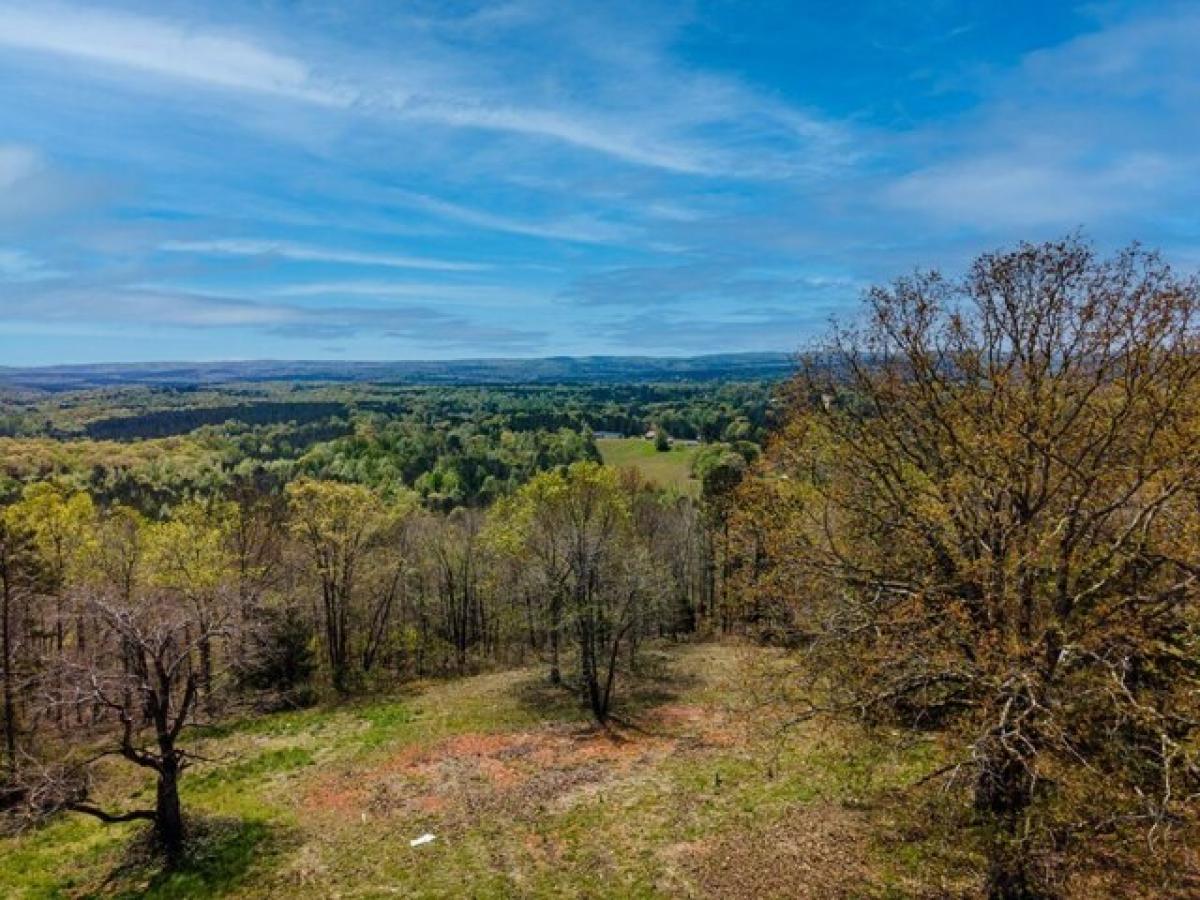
[
  {"x1": 301, "y1": 691, "x2": 745, "y2": 827},
  {"x1": 643, "y1": 702, "x2": 740, "y2": 749},
  {"x1": 300, "y1": 721, "x2": 686, "y2": 824},
  {"x1": 651, "y1": 704, "x2": 709, "y2": 726},
  {"x1": 396, "y1": 723, "x2": 675, "y2": 779},
  {"x1": 302, "y1": 777, "x2": 369, "y2": 815},
  {"x1": 684, "y1": 804, "x2": 875, "y2": 899}
]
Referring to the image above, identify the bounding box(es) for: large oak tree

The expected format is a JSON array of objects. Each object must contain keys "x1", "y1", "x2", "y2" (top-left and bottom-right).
[{"x1": 735, "y1": 239, "x2": 1200, "y2": 897}]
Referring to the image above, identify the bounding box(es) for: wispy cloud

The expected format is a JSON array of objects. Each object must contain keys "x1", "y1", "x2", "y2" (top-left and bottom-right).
[
  {"x1": 880, "y1": 7, "x2": 1200, "y2": 234},
  {"x1": 0, "y1": 2, "x2": 844, "y2": 178},
  {"x1": 597, "y1": 305, "x2": 837, "y2": 353},
  {"x1": 567, "y1": 262, "x2": 863, "y2": 307},
  {"x1": 0, "y1": 142, "x2": 110, "y2": 229},
  {"x1": 389, "y1": 190, "x2": 638, "y2": 245},
  {"x1": 885, "y1": 153, "x2": 1176, "y2": 227},
  {"x1": 2, "y1": 2, "x2": 1198, "y2": 363},
  {"x1": 398, "y1": 102, "x2": 724, "y2": 176},
  {"x1": 2, "y1": 285, "x2": 546, "y2": 348},
  {"x1": 0, "y1": 247, "x2": 62, "y2": 282},
  {"x1": 160, "y1": 239, "x2": 487, "y2": 272},
  {"x1": 0, "y1": 3, "x2": 343, "y2": 104},
  {"x1": 268, "y1": 279, "x2": 550, "y2": 306}
]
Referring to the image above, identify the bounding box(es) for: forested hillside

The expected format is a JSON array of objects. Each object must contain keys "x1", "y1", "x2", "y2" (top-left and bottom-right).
[{"x1": 0, "y1": 382, "x2": 771, "y2": 511}]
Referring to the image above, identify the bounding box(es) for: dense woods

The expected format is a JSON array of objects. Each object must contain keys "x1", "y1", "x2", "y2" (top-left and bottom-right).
[{"x1": 0, "y1": 383, "x2": 771, "y2": 510}]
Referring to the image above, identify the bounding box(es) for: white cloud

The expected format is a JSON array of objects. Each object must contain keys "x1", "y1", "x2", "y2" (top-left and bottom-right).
[
  {"x1": 268, "y1": 280, "x2": 549, "y2": 306},
  {"x1": 2, "y1": 286, "x2": 546, "y2": 347},
  {"x1": 389, "y1": 190, "x2": 637, "y2": 244},
  {"x1": 3, "y1": 289, "x2": 289, "y2": 328},
  {"x1": 159, "y1": 239, "x2": 487, "y2": 272},
  {"x1": 401, "y1": 101, "x2": 719, "y2": 175},
  {"x1": 1018, "y1": 9, "x2": 1200, "y2": 101},
  {"x1": 0, "y1": 3, "x2": 345, "y2": 105},
  {"x1": 886, "y1": 154, "x2": 1175, "y2": 227},
  {"x1": 880, "y1": 7, "x2": 1200, "y2": 234},
  {"x1": 0, "y1": 143, "x2": 111, "y2": 227}
]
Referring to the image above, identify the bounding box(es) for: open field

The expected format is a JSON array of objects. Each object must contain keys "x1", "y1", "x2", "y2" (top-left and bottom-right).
[
  {"x1": 0, "y1": 643, "x2": 978, "y2": 899},
  {"x1": 597, "y1": 437, "x2": 700, "y2": 496}
]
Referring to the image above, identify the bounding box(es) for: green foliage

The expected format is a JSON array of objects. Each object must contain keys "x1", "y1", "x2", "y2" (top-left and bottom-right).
[
  {"x1": 0, "y1": 381, "x2": 774, "y2": 513},
  {"x1": 235, "y1": 605, "x2": 317, "y2": 705}
]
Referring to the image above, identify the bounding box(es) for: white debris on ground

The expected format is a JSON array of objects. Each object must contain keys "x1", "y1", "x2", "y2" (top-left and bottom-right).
[{"x1": 409, "y1": 833, "x2": 436, "y2": 847}]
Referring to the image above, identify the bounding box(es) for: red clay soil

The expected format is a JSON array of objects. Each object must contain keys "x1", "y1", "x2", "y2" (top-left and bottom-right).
[{"x1": 301, "y1": 702, "x2": 733, "y2": 820}]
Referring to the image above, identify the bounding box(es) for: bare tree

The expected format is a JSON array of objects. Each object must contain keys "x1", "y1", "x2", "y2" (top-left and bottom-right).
[
  {"x1": 29, "y1": 595, "x2": 226, "y2": 865},
  {"x1": 427, "y1": 508, "x2": 485, "y2": 675},
  {"x1": 287, "y1": 479, "x2": 413, "y2": 693}
]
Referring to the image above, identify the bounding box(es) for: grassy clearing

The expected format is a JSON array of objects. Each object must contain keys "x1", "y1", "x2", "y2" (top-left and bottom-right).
[
  {"x1": 0, "y1": 643, "x2": 977, "y2": 899},
  {"x1": 597, "y1": 437, "x2": 699, "y2": 495}
]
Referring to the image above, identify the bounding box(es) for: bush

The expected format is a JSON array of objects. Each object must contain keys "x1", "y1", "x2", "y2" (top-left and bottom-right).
[{"x1": 235, "y1": 606, "x2": 317, "y2": 708}]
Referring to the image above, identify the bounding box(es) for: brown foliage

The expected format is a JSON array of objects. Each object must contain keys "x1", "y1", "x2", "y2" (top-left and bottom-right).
[{"x1": 733, "y1": 238, "x2": 1200, "y2": 897}]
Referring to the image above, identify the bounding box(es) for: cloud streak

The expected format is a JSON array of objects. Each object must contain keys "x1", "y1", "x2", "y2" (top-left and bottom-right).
[
  {"x1": 0, "y1": 247, "x2": 61, "y2": 282},
  {"x1": 160, "y1": 239, "x2": 488, "y2": 272},
  {"x1": 2, "y1": 285, "x2": 547, "y2": 349},
  {"x1": 0, "y1": 3, "x2": 343, "y2": 104},
  {"x1": 389, "y1": 190, "x2": 638, "y2": 245},
  {"x1": 0, "y1": 2, "x2": 843, "y2": 178}
]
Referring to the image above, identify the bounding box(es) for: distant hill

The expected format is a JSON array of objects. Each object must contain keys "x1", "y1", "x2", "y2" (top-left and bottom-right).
[{"x1": 0, "y1": 353, "x2": 795, "y2": 391}]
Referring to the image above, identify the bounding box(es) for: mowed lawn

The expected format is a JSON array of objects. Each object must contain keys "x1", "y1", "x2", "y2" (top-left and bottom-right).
[
  {"x1": 597, "y1": 437, "x2": 700, "y2": 495},
  {"x1": 0, "y1": 643, "x2": 975, "y2": 899}
]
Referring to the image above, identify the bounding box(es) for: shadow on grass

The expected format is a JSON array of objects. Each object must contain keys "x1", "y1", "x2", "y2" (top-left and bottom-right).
[
  {"x1": 102, "y1": 816, "x2": 298, "y2": 899},
  {"x1": 507, "y1": 644, "x2": 705, "y2": 728}
]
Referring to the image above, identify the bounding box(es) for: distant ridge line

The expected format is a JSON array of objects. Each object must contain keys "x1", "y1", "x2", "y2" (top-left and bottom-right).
[{"x1": 0, "y1": 352, "x2": 797, "y2": 391}]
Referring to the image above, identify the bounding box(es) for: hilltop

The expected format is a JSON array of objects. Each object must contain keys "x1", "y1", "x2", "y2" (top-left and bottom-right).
[{"x1": 0, "y1": 642, "x2": 967, "y2": 899}]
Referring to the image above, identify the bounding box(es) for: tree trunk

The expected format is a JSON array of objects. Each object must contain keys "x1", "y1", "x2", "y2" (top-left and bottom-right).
[
  {"x1": 548, "y1": 591, "x2": 562, "y2": 685},
  {"x1": 985, "y1": 851, "x2": 1037, "y2": 900},
  {"x1": 1, "y1": 572, "x2": 16, "y2": 778},
  {"x1": 156, "y1": 762, "x2": 186, "y2": 866},
  {"x1": 198, "y1": 632, "x2": 213, "y2": 710},
  {"x1": 975, "y1": 744, "x2": 1039, "y2": 899}
]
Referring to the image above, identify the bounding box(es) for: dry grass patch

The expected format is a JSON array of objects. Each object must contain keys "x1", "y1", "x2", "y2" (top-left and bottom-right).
[{"x1": 684, "y1": 804, "x2": 872, "y2": 899}]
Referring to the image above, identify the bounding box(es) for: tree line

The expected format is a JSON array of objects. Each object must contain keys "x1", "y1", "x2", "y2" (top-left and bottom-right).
[{"x1": 0, "y1": 455, "x2": 745, "y2": 861}]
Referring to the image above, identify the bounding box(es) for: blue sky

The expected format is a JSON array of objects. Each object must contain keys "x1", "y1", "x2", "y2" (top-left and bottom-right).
[{"x1": 0, "y1": 0, "x2": 1197, "y2": 364}]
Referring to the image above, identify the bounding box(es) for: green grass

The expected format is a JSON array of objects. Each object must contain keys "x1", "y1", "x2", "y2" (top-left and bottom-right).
[
  {"x1": 597, "y1": 437, "x2": 699, "y2": 495},
  {"x1": 0, "y1": 644, "x2": 971, "y2": 898}
]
